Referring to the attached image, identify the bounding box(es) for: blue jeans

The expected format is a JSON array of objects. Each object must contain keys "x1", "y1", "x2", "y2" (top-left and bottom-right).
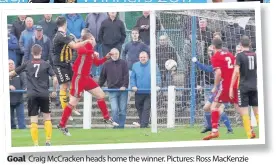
[
  {"x1": 91, "y1": 44, "x2": 103, "y2": 77},
  {"x1": 10, "y1": 103, "x2": 26, "y2": 129},
  {"x1": 108, "y1": 91, "x2": 128, "y2": 128}
]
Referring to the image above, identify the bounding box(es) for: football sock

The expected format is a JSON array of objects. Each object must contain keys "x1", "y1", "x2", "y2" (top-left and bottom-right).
[
  {"x1": 30, "y1": 123, "x2": 38, "y2": 145},
  {"x1": 255, "y1": 114, "x2": 259, "y2": 126},
  {"x1": 97, "y1": 99, "x2": 110, "y2": 120},
  {"x1": 220, "y1": 112, "x2": 232, "y2": 131},
  {"x1": 204, "y1": 112, "x2": 212, "y2": 129},
  {"x1": 59, "y1": 104, "x2": 73, "y2": 128},
  {"x1": 242, "y1": 115, "x2": 252, "y2": 138},
  {"x1": 44, "y1": 120, "x2": 52, "y2": 142},
  {"x1": 211, "y1": 109, "x2": 220, "y2": 132},
  {"x1": 59, "y1": 89, "x2": 67, "y2": 110}
]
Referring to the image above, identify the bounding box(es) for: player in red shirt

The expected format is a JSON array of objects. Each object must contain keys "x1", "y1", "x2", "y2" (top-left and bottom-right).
[
  {"x1": 57, "y1": 32, "x2": 119, "y2": 136},
  {"x1": 203, "y1": 38, "x2": 239, "y2": 140}
]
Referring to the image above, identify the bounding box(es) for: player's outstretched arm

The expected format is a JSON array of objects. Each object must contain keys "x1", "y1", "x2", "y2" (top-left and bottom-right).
[
  {"x1": 9, "y1": 63, "x2": 27, "y2": 79},
  {"x1": 68, "y1": 40, "x2": 89, "y2": 50},
  {"x1": 93, "y1": 52, "x2": 111, "y2": 66},
  {"x1": 192, "y1": 57, "x2": 213, "y2": 73}
]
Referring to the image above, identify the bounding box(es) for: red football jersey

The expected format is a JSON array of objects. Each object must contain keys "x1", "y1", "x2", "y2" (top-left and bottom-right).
[
  {"x1": 73, "y1": 43, "x2": 107, "y2": 76},
  {"x1": 211, "y1": 50, "x2": 237, "y2": 89}
]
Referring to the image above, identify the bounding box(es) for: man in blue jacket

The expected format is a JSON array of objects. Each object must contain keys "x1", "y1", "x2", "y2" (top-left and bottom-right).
[
  {"x1": 63, "y1": 13, "x2": 86, "y2": 40},
  {"x1": 130, "y1": 51, "x2": 161, "y2": 128},
  {"x1": 24, "y1": 25, "x2": 51, "y2": 62},
  {"x1": 19, "y1": 17, "x2": 35, "y2": 64},
  {"x1": 192, "y1": 45, "x2": 233, "y2": 134},
  {"x1": 8, "y1": 33, "x2": 19, "y2": 65},
  {"x1": 121, "y1": 28, "x2": 150, "y2": 100}
]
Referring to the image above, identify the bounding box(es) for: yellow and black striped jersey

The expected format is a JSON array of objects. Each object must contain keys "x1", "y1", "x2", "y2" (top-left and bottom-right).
[{"x1": 52, "y1": 31, "x2": 73, "y2": 66}]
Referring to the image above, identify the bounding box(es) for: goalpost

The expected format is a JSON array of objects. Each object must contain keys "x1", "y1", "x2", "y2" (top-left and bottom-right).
[
  {"x1": 150, "y1": 10, "x2": 158, "y2": 133},
  {"x1": 150, "y1": 9, "x2": 257, "y2": 133}
]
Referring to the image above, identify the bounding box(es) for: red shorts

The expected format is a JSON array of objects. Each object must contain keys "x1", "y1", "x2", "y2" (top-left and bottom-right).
[
  {"x1": 214, "y1": 87, "x2": 238, "y2": 104},
  {"x1": 70, "y1": 74, "x2": 99, "y2": 98}
]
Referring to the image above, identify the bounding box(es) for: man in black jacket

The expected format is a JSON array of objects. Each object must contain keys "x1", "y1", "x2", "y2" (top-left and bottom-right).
[
  {"x1": 9, "y1": 59, "x2": 27, "y2": 129},
  {"x1": 98, "y1": 12, "x2": 126, "y2": 57},
  {"x1": 99, "y1": 48, "x2": 129, "y2": 128},
  {"x1": 38, "y1": 14, "x2": 57, "y2": 41},
  {"x1": 135, "y1": 11, "x2": 161, "y2": 46},
  {"x1": 11, "y1": 15, "x2": 27, "y2": 67},
  {"x1": 156, "y1": 35, "x2": 178, "y2": 87}
]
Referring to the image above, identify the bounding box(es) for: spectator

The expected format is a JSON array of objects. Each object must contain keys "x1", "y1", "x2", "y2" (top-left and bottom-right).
[
  {"x1": 9, "y1": 59, "x2": 27, "y2": 129},
  {"x1": 221, "y1": 20, "x2": 245, "y2": 53},
  {"x1": 156, "y1": 35, "x2": 178, "y2": 87},
  {"x1": 197, "y1": 18, "x2": 213, "y2": 68},
  {"x1": 63, "y1": 13, "x2": 86, "y2": 40},
  {"x1": 245, "y1": 23, "x2": 256, "y2": 51},
  {"x1": 85, "y1": 12, "x2": 108, "y2": 77},
  {"x1": 213, "y1": 32, "x2": 229, "y2": 51},
  {"x1": 38, "y1": 14, "x2": 57, "y2": 41},
  {"x1": 8, "y1": 32, "x2": 19, "y2": 65},
  {"x1": 11, "y1": 15, "x2": 27, "y2": 66},
  {"x1": 99, "y1": 12, "x2": 126, "y2": 57},
  {"x1": 19, "y1": 17, "x2": 35, "y2": 64},
  {"x1": 130, "y1": 51, "x2": 161, "y2": 128},
  {"x1": 134, "y1": 11, "x2": 161, "y2": 46},
  {"x1": 85, "y1": 13, "x2": 108, "y2": 43},
  {"x1": 197, "y1": 18, "x2": 213, "y2": 47},
  {"x1": 99, "y1": 48, "x2": 129, "y2": 129},
  {"x1": 24, "y1": 25, "x2": 51, "y2": 62},
  {"x1": 11, "y1": 15, "x2": 27, "y2": 41},
  {"x1": 121, "y1": 28, "x2": 150, "y2": 77}
]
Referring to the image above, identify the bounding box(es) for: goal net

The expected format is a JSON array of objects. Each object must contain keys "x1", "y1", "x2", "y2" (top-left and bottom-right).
[{"x1": 151, "y1": 9, "x2": 256, "y2": 131}]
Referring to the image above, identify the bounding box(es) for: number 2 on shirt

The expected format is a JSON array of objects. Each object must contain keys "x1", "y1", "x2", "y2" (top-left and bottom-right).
[
  {"x1": 34, "y1": 64, "x2": 40, "y2": 78},
  {"x1": 225, "y1": 57, "x2": 233, "y2": 69}
]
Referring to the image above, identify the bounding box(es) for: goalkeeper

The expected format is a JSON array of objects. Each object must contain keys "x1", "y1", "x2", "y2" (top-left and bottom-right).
[{"x1": 192, "y1": 46, "x2": 233, "y2": 134}]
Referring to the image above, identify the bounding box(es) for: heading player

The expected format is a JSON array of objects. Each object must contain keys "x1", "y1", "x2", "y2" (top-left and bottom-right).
[
  {"x1": 230, "y1": 36, "x2": 258, "y2": 139},
  {"x1": 52, "y1": 16, "x2": 91, "y2": 120},
  {"x1": 57, "y1": 32, "x2": 119, "y2": 136},
  {"x1": 9, "y1": 44, "x2": 58, "y2": 146},
  {"x1": 203, "y1": 38, "x2": 238, "y2": 140},
  {"x1": 192, "y1": 44, "x2": 233, "y2": 134}
]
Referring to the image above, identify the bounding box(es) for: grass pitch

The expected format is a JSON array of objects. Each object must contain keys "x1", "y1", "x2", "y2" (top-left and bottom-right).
[{"x1": 11, "y1": 126, "x2": 259, "y2": 147}]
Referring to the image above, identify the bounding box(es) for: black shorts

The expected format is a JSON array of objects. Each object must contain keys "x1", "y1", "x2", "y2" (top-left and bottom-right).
[
  {"x1": 27, "y1": 96, "x2": 50, "y2": 116},
  {"x1": 238, "y1": 89, "x2": 258, "y2": 107},
  {"x1": 53, "y1": 64, "x2": 73, "y2": 84}
]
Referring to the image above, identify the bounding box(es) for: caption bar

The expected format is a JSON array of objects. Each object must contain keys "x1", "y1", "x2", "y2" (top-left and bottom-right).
[{"x1": 7, "y1": 155, "x2": 249, "y2": 163}]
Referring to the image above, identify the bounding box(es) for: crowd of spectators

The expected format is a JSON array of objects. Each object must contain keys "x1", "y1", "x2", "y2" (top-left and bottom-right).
[
  {"x1": 8, "y1": 12, "x2": 162, "y2": 129},
  {"x1": 8, "y1": 11, "x2": 255, "y2": 129}
]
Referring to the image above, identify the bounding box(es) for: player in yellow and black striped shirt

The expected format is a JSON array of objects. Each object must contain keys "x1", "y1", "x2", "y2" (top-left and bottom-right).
[{"x1": 52, "y1": 16, "x2": 90, "y2": 121}]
